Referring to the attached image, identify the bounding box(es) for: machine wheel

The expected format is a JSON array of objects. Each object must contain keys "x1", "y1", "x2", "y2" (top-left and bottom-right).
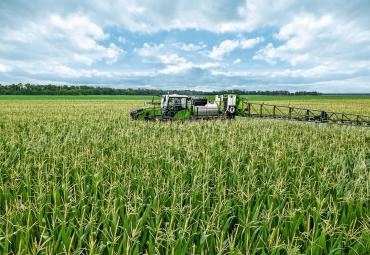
[
  {"x1": 228, "y1": 106, "x2": 235, "y2": 114},
  {"x1": 130, "y1": 109, "x2": 141, "y2": 120}
]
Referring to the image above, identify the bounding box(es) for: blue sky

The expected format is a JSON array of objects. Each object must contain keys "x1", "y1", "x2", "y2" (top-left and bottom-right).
[{"x1": 0, "y1": 0, "x2": 370, "y2": 92}]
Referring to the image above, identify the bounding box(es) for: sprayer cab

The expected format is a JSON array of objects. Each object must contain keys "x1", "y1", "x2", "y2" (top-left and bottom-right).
[{"x1": 159, "y1": 95, "x2": 191, "y2": 117}]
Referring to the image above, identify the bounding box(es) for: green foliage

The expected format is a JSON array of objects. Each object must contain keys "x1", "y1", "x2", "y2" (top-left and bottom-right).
[
  {"x1": 136, "y1": 107, "x2": 162, "y2": 120},
  {"x1": 0, "y1": 95, "x2": 155, "y2": 100},
  {"x1": 174, "y1": 109, "x2": 192, "y2": 120},
  {"x1": 0, "y1": 99, "x2": 369, "y2": 254},
  {"x1": 0, "y1": 83, "x2": 323, "y2": 96}
]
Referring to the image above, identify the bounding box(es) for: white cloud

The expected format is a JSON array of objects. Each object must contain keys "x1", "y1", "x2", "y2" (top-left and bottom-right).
[
  {"x1": 0, "y1": 64, "x2": 11, "y2": 73},
  {"x1": 209, "y1": 37, "x2": 263, "y2": 59},
  {"x1": 83, "y1": 0, "x2": 251, "y2": 33},
  {"x1": 174, "y1": 42, "x2": 207, "y2": 51},
  {"x1": 23, "y1": 63, "x2": 113, "y2": 78},
  {"x1": 233, "y1": 59, "x2": 241, "y2": 64},
  {"x1": 81, "y1": 0, "x2": 349, "y2": 34},
  {"x1": 135, "y1": 42, "x2": 218, "y2": 75},
  {"x1": 135, "y1": 42, "x2": 207, "y2": 63},
  {"x1": 49, "y1": 66, "x2": 113, "y2": 78},
  {"x1": 270, "y1": 65, "x2": 343, "y2": 78},
  {"x1": 50, "y1": 14, "x2": 108, "y2": 43},
  {"x1": 209, "y1": 40, "x2": 240, "y2": 59},
  {"x1": 0, "y1": 13, "x2": 124, "y2": 70},
  {"x1": 159, "y1": 63, "x2": 193, "y2": 74},
  {"x1": 49, "y1": 14, "x2": 123, "y2": 64},
  {"x1": 159, "y1": 62, "x2": 220, "y2": 75},
  {"x1": 254, "y1": 43, "x2": 277, "y2": 64},
  {"x1": 105, "y1": 43, "x2": 124, "y2": 64},
  {"x1": 212, "y1": 61, "x2": 366, "y2": 78},
  {"x1": 159, "y1": 54, "x2": 187, "y2": 65},
  {"x1": 135, "y1": 43, "x2": 188, "y2": 68},
  {"x1": 135, "y1": 43, "x2": 164, "y2": 58},
  {"x1": 271, "y1": 61, "x2": 370, "y2": 78},
  {"x1": 240, "y1": 37, "x2": 264, "y2": 49},
  {"x1": 304, "y1": 77, "x2": 370, "y2": 93},
  {"x1": 254, "y1": 12, "x2": 370, "y2": 71}
]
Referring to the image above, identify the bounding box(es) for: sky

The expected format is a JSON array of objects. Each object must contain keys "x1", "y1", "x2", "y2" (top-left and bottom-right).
[{"x1": 0, "y1": 1, "x2": 370, "y2": 92}]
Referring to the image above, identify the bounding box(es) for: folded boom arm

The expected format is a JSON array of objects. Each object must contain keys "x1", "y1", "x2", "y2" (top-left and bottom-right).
[{"x1": 240, "y1": 101, "x2": 370, "y2": 126}]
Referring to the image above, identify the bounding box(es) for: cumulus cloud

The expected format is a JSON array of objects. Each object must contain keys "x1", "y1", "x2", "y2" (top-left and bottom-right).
[
  {"x1": 158, "y1": 54, "x2": 187, "y2": 65},
  {"x1": 85, "y1": 0, "x2": 250, "y2": 33},
  {"x1": 105, "y1": 43, "x2": 124, "y2": 64},
  {"x1": 253, "y1": 12, "x2": 370, "y2": 79},
  {"x1": 135, "y1": 43, "x2": 165, "y2": 59},
  {"x1": 159, "y1": 62, "x2": 220, "y2": 75},
  {"x1": 48, "y1": 14, "x2": 124, "y2": 65},
  {"x1": 0, "y1": 64, "x2": 11, "y2": 73},
  {"x1": 254, "y1": 11, "x2": 370, "y2": 93},
  {"x1": 254, "y1": 14, "x2": 333, "y2": 65},
  {"x1": 40, "y1": 65, "x2": 113, "y2": 78},
  {"x1": 209, "y1": 37, "x2": 263, "y2": 59},
  {"x1": 50, "y1": 14, "x2": 107, "y2": 42},
  {"x1": 174, "y1": 42, "x2": 207, "y2": 51},
  {"x1": 0, "y1": 12, "x2": 125, "y2": 77},
  {"x1": 134, "y1": 42, "x2": 219, "y2": 75},
  {"x1": 135, "y1": 42, "x2": 207, "y2": 62},
  {"x1": 209, "y1": 40, "x2": 240, "y2": 59},
  {"x1": 135, "y1": 43, "x2": 189, "y2": 69}
]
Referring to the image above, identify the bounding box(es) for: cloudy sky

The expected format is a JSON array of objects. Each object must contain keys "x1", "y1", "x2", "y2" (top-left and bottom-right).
[{"x1": 0, "y1": 0, "x2": 370, "y2": 92}]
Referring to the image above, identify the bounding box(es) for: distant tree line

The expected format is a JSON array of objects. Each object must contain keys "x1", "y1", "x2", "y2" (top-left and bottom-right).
[{"x1": 0, "y1": 84, "x2": 322, "y2": 96}]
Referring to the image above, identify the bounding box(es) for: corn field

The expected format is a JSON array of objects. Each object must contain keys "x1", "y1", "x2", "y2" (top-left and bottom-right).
[{"x1": 0, "y1": 100, "x2": 369, "y2": 254}]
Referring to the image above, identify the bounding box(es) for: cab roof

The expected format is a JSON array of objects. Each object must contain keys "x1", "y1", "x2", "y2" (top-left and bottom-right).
[{"x1": 164, "y1": 94, "x2": 189, "y2": 98}]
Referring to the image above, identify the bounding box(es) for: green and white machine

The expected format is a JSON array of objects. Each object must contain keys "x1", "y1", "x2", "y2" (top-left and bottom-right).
[
  {"x1": 130, "y1": 94, "x2": 370, "y2": 126},
  {"x1": 130, "y1": 94, "x2": 241, "y2": 120}
]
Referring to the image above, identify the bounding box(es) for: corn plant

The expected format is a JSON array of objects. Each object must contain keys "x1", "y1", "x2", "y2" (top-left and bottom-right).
[{"x1": 0, "y1": 99, "x2": 369, "y2": 254}]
